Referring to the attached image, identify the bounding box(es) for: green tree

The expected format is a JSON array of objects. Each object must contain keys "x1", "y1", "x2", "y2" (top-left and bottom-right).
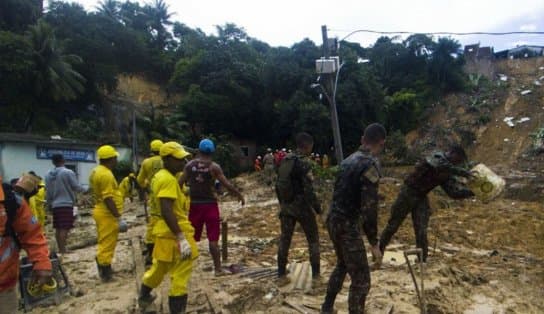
[
  {"x1": 96, "y1": 0, "x2": 120, "y2": 21},
  {"x1": 0, "y1": 0, "x2": 42, "y2": 32},
  {"x1": 427, "y1": 37, "x2": 465, "y2": 94},
  {"x1": 24, "y1": 19, "x2": 86, "y2": 131}
]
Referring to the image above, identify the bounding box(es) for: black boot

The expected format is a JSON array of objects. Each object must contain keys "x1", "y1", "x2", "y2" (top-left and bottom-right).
[
  {"x1": 100, "y1": 264, "x2": 113, "y2": 282},
  {"x1": 168, "y1": 295, "x2": 187, "y2": 314},
  {"x1": 138, "y1": 285, "x2": 156, "y2": 310}
]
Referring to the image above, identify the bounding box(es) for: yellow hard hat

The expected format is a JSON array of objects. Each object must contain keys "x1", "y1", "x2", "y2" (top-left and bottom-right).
[
  {"x1": 97, "y1": 145, "x2": 119, "y2": 160},
  {"x1": 150, "y1": 139, "x2": 164, "y2": 152},
  {"x1": 160, "y1": 141, "x2": 190, "y2": 160}
]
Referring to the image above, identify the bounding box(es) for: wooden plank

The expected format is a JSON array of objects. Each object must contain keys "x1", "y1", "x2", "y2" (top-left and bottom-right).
[
  {"x1": 284, "y1": 299, "x2": 315, "y2": 314},
  {"x1": 131, "y1": 236, "x2": 145, "y2": 292}
]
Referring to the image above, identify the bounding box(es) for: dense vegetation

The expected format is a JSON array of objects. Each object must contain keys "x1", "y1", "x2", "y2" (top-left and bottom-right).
[{"x1": 0, "y1": 0, "x2": 467, "y2": 156}]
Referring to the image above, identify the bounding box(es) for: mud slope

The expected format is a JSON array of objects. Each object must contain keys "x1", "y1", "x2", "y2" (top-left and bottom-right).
[{"x1": 26, "y1": 172, "x2": 543, "y2": 314}]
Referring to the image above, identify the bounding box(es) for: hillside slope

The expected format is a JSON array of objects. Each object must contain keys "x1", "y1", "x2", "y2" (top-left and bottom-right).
[{"x1": 409, "y1": 57, "x2": 544, "y2": 201}]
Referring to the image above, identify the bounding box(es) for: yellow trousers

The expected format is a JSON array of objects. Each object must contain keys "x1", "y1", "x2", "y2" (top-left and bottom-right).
[
  {"x1": 142, "y1": 237, "x2": 193, "y2": 296},
  {"x1": 93, "y1": 210, "x2": 119, "y2": 265},
  {"x1": 144, "y1": 215, "x2": 159, "y2": 244}
]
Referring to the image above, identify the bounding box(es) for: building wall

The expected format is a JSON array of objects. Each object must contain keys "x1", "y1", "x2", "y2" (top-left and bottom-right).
[
  {"x1": 228, "y1": 139, "x2": 257, "y2": 171},
  {"x1": 464, "y1": 59, "x2": 495, "y2": 80},
  {"x1": 0, "y1": 142, "x2": 132, "y2": 188}
]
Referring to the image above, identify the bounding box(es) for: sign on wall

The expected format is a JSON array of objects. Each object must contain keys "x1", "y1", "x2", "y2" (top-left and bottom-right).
[{"x1": 36, "y1": 146, "x2": 95, "y2": 162}]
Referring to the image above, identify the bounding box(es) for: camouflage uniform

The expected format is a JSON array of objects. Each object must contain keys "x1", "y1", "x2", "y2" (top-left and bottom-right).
[
  {"x1": 276, "y1": 152, "x2": 321, "y2": 277},
  {"x1": 379, "y1": 151, "x2": 474, "y2": 262},
  {"x1": 322, "y1": 147, "x2": 381, "y2": 314},
  {"x1": 263, "y1": 153, "x2": 275, "y2": 186}
]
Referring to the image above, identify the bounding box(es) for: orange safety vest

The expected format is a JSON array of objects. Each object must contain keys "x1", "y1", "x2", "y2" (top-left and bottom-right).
[{"x1": 0, "y1": 176, "x2": 51, "y2": 292}]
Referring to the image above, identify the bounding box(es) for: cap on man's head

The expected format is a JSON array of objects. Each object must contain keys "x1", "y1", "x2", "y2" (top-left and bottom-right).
[
  {"x1": 150, "y1": 139, "x2": 164, "y2": 152},
  {"x1": 97, "y1": 145, "x2": 119, "y2": 160},
  {"x1": 199, "y1": 139, "x2": 215, "y2": 154},
  {"x1": 160, "y1": 141, "x2": 190, "y2": 160}
]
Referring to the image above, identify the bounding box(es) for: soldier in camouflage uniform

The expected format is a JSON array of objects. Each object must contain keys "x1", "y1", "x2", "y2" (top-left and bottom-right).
[
  {"x1": 321, "y1": 123, "x2": 386, "y2": 314},
  {"x1": 379, "y1": 145, "x2": 475, "y2": 262},
  {"x1": 275, "y1": 133, "x2": 322, "y2": 280}
]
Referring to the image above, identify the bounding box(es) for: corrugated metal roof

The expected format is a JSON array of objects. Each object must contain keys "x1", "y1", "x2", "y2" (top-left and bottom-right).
[{"x1": 0, "y1": 132, "x2": 99, "y2": 146}]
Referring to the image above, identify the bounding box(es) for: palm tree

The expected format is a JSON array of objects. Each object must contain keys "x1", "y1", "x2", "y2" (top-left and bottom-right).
[
  {"x1": 145, "y1": 0, "x2": 174, "y2": 49},
  {"x1": 24, "y1": 19, "x2": 86, "y2": 130},
  {"x1": 96, "y1": 0, "x2": 120, "y2": 21}
]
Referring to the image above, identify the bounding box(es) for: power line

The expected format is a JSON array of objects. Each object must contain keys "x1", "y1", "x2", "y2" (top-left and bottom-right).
[{"x1": 327, "y1": 28, "x2": 544, "y2": 42}]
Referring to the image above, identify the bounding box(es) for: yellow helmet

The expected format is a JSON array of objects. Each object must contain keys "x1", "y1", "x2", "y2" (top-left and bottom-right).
[
  {"x1": 160, "y1": 141, "x2": 191, "y2": 160},
  {"x1": 97, "y1": 145, "x2": 119, "y2": 160},
  {"x1": 150, "y1": 139, "x2": 164, "y2": 152}
]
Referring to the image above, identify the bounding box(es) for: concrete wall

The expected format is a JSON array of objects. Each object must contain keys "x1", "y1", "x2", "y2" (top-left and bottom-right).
[
  {"x1": 0, "y1": 142, "x2": 131, "y2": 188},
  {"x1": 228, "y1": 139, "x2": 257, "y2": 171},
  {"x1": 464, "y1": 59, "x2": 495, "y2": 80}
]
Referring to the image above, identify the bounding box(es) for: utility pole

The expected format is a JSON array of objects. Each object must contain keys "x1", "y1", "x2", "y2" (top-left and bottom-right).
[
  {"x1": 321, "y1": 25, "x2": 344, "y2": 163},
  {"x1": 132, "y1": 109, "x2": 138, "y2": 171}
]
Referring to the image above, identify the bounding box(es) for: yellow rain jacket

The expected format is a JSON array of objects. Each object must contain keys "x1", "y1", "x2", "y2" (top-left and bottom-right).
[
  {"x1": 89, "y1": 165, "x2": 123, "y2": 265},
  {"x1": 29, "y1": 183, "x2": 46, "y2": 226},
  {"x1": 142, "y1": 169, "x2": 197, "y2": 296}
]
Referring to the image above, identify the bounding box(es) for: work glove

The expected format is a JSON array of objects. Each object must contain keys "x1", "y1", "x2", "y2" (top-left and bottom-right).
[
  {"x1": 118, "y1": 219, "x2": 128, "y2": 233},
  {"x1": 28, "y1": 270, "x2": 55, "y2": 296},
  {"x1": 176, "y1": 234, "x2": 192, "y2": 260}
]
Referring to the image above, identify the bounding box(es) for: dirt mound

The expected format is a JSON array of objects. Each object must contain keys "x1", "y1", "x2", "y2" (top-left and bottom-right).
[{"x1": 409, "y1": 57, "x2": 544, "y2": 202}]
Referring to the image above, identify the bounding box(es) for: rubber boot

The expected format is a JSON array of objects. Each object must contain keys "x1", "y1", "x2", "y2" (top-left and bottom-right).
[
  {"x1": 168, "y1": 295, "x2": 187, "y2": 314},
  {"x1": 138, "y1": 285, "x2": 156, "y2": 310},
  {"x1": 101, "y1": 264, "x2": 113, "y2": 282}
]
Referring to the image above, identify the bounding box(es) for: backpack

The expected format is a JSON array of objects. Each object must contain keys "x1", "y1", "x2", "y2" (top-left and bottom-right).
[
  {"x1": 1, "y1": 182, "x2": 21, "y2": 248},
  {"x1": 275, "y1": 155, "x2": 297, "y2": 204}
]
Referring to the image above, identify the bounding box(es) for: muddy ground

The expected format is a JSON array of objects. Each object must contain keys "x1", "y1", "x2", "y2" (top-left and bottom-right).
[{"x1": 22, "y1": 169, "x2": 543, "y2": 314}]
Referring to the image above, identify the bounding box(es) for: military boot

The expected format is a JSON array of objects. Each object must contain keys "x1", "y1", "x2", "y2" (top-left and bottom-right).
[{"x1": 168, "y1": 295, "x2": 187, "y2": 314}]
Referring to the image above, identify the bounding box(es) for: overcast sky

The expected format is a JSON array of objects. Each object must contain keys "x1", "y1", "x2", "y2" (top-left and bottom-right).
[{"x1": 70, "y1": 0, "x2": 544, "y2": 51}]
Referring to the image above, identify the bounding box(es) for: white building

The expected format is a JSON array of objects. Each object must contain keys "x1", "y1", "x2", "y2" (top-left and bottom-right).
[{"x1": 0, "y1": 133, "x2": 132, "y2": 188}]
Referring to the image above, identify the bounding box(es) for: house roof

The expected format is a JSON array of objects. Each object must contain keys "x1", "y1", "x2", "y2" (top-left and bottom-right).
[{"x1": 0, "y1": 132, "x2": 100, "y2": 147}]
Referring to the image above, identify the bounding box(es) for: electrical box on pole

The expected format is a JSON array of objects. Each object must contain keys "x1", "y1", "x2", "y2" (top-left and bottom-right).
[{"x1": 315, "y1": 57, "x2": 339, "y2": 74}]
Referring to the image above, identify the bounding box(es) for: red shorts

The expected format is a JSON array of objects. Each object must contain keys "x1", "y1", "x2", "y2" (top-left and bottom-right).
[
  {"x1": 52, "y1": 207, "x2": 75, "y2": 230},
  {"x1": 189, "y1": 202, "x2": 220, "y2": 242}
]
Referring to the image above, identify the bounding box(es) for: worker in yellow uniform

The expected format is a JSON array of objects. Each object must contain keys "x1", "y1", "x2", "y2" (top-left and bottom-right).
[
  {"x1": 29, "y1": 180, "x2": 47, "y2": 226},
  {"x1": 137, "y1": 139, "x2": 164, "y2": 264},
  {"x1": 89, "y1": 145, "x2": 127, "y2": 282},
  {"x1": 119, "y1": 173, "x2": 137, "y2": 202},
  {"x1": 138, "y1": 142, "x2": 197, "y2": 314}
]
